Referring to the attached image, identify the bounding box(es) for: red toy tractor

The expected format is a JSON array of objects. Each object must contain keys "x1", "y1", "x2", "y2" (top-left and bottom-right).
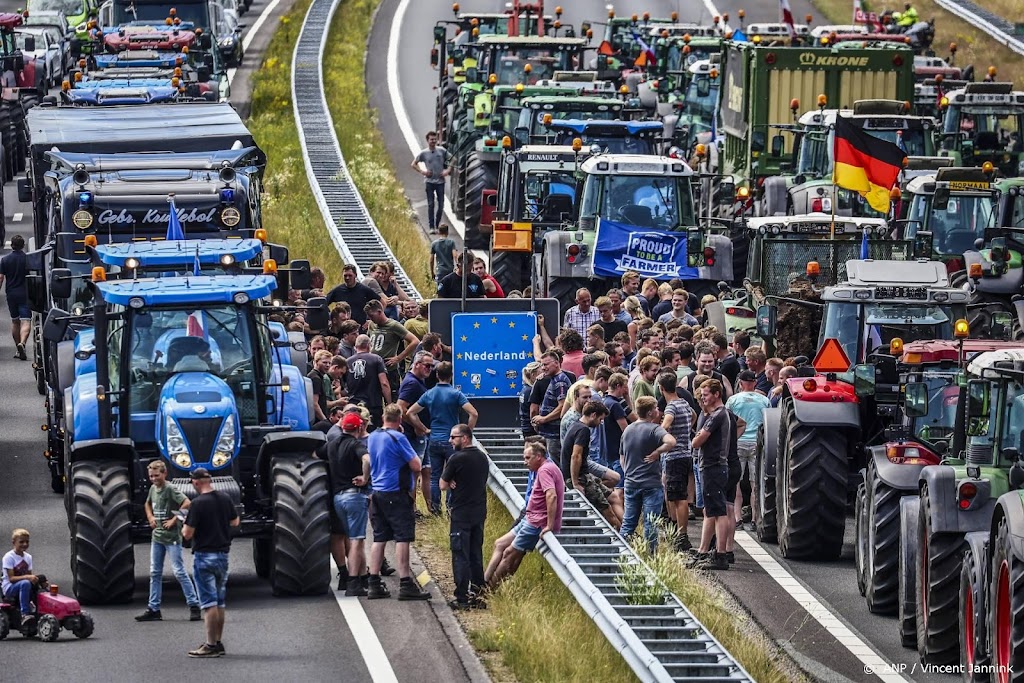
[{"x1": 0, "y1": 578, "x2": 94, "y2": 641}]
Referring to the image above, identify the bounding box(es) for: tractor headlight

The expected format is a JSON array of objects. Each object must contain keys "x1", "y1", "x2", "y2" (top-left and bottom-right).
[
  {"x1": 215, "y1": 415, "x2": 236, "y2": 454},
  {"x1": 212, "y1": 451, "x2": 231, "y2": 468},
  {"x1": 166, "y1": 416, "x2": 189, "y2": 456},
  {"x1": 174, "y1": 453, "x2": 192, "y2": 468}
]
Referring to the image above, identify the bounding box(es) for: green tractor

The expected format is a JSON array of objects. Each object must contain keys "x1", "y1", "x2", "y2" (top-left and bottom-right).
[{"x1": 937, "y1": 82, "x2": 1024, "y2": 177}]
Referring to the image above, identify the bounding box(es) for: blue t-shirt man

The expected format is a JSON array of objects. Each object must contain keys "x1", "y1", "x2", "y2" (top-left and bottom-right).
[
  {"x1": 397, "y1": 371, "x2": 429, "y2": 451},
  {"x1": 537, "y1": 371, "x2": 572, "y2": 438},
  {"x1": 417, "y1": 382, "x2": 469, "y2": 443},
  {"x1": 725, "y1": 385, "x2": 771, "y2": 444},
  {"x1": 367, "y1": 427, "x2": 418, "y2": 492}
]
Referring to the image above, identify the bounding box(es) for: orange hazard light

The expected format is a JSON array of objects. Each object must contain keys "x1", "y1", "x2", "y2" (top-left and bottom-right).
[{"x1": 813, "y1": 338, "x2": 851, "y2": 373}]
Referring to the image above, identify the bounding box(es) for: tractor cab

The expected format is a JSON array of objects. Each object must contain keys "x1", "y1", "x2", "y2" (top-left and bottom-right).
[
  {"x1": 960, "y1": 350, "x2": 1024, "y2": 472},
  {"x1": 939, "y1": 82, "x2": 1024, "y2": 176},
  {"x1": 587, "y1": 11, "x2": 682, "y2": 74},
  {"x1": 662, "y1": 59, "x2": 720, "y2": 158},
  {"x1": 543, "y1": 119, "x2": 662, "y2": 155},
  {"x1": 915, "y1": 77, "x2": 967, "y2": 120},
  {"x1": 470, "y1": 35, "x2": 586, "y2": 87},
  {"x1": 513, "y1": 95, "x2": 627, "y2": 146}
]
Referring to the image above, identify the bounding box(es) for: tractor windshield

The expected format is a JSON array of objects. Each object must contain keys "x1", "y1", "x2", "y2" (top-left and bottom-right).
[
  {"x1": 943, "y1": 107, "x2": 1024, "y2": 139},
  {"x1": 555, "y1": 131, "x2": 655, "y2": 154},
  {"x1": 114, "y1": 0, "x2": 210, "y2": 27},
  {"x1": 1005, "y1": 190, "x2": 1024, "y2": 228},
  {"x1": 801, "y1": 127, "x2": 928, "y2": 178},
  {"x1": 820, "y1": 302, "x2": 956, "y2": 363},
  {"x1": 905, "y1": 191, "x2": 996, "y2": 256},
  {"x1": 518, "y1": 170, "x2": 577, "y2": 222},
  {"x1": 29, "y1": 0, "x2": 83, "y2": 13},
  {"x1": 581, "y1": 174, "x2": 696, "y2": 230},
  {"x1": 1000, "y1": 381, "x2": 1024, "y2": 454},
  {"x1": 666, "y1": 45, "x2": 717, "y2": 73},
  {"x1": 907, "y1": 372, "x2": 959, "y2": 445},
  {"x1": 796, "y1": 131, "x2": 828, "y2": 177},
  {"x1": 681, "y1": 76, "x2": 718, "y2": 120},
  {"x1": 490, "y1": 47, "x2": 575, "y2": 85}
]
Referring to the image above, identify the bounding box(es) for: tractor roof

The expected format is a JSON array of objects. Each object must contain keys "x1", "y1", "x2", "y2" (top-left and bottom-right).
[
  {"x1": 476, "y1": 35, "x2": 586, "y2": 46},
  {"x1": 968, "y1": 349, "x2": 1024, "y2": 377},
  {"x1": 810, "y1": 25, "x2": 867, "y2": 38},
  {"x1": 646, "y1": 24, "x2": 720, "y2": 38},
  {"x1": 746, "y1": 214, "x2": 887, "y2": 235},
  {"x1": 548, "y1": 119, "x2": 662, "y2": 135},
  {"x1": 47, "y1": 147, "x2": 262, "y2": 172},
  {"x1": 581, "y1": 154, "x2": 692, "y2": 176},
  {"x1": 523, "y1": 95, "x2": 620, "y2": 106},
  {"x1": 905, "y1": 168, "x2": 996, "y2": 195},
  {"x1": 943, "y1": 82, "x2": 1024, "y2": 105},
  {"x1": 845, "y1": 259, "x2": 950, "y2": 287},
  {"x1": 797, "y1": 107, "x2": 931, "y2": 128},
  {"x1": 903, "y1": 340, "x2": 1024, "y2": 364},
  {"x1": 96, "y1": 239, "x2": 263, "y2": 268},
  {"x1": 97, "y1": 274, "x2": 277, "y2": 306}
]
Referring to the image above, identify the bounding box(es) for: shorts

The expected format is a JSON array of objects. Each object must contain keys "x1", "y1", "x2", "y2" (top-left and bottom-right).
[
  {"x1": 582, "y1": 473, "x2": 612, "y2": 511},
  {"x1": 701, "y1": 465, "x2": 729, "y2": 518},
  {"x1": 726, "y1": 464, "x2": 741, "y2": 502},
  {"x1": 6, "y1": 297, "x2": 29, "y2": 321},
  {"x1": 370, "y1": 490, "x2": 416, "y2": 543},
  {"x1": 737, "y1": 442, "x2": 757, "y2": 485},
  {"x1": 609, "y1": 460, "x2": 625, "y2": 490},
  {"x1": 334, "y1": 490, "x2": 370, "y2": 540},
  {"x1": 193, "y1": 551, "x2": 229, "y2": 610},
  {"x1": 664, "y1": 457, "x2": 693, "y2": 502},
  {"x1": 511, "y1": 519, "x2": 543, "y2": 552}
]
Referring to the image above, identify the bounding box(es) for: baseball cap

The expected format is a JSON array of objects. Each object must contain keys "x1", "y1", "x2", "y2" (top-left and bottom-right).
[
  {"x1": 737, "y1": 370, "x2": 757, "y2": 382},
  {"x1": 190, "y1": 467, "x2": 212, "y2": 480},
  {"x1": 342, "y1": 413, "x2": 363, "y2": 431}
]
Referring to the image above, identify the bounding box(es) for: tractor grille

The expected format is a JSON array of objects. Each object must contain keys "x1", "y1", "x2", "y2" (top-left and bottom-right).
[
  {"x1": 759, "y1": 239, "x2": 912, "y2": 296},
  {"x1": 180, "y1": 417, "x2": 223, "y2": 463}
]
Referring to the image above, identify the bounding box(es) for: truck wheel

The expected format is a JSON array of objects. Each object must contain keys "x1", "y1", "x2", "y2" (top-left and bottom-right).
[
  {"x1": 253, "y1": 538, "x2": 272, "y2": 579},
  {"x1": 69, "y1": 461, "x2": 134, "y2": 605},
  {"x1": 463, "y1": 151, "x2": 496, "y2": 251},
  {"x1": 36, "y1": 614, "x2": 60, "y2": 642},
  {"x1": 71, "y1": 612, "x2": 94, "y2": 639},
  {"x1": 899, "y1": 497, "x2": 919, "y2": 648},
  {"x1": 991, "y1": 515, "x2": 1024, "y2": 682},
  {"x1": 490, "y1": 250, "x2": 527, "y2": 294},
  {"x1": 269, "y1": 456, "x2": 331, "y2": 596},
  {"x1": 961, "y1": 546, "x2": 990, "y2": 682},
  {"x1": 753, "y1": 422, "x2": 776, "y2": 543},
  {"x1": 855, "y1": 482, "x2": 868, "y2": 597},
  {"x1": 916, "y1": 482, "x2": 966, "y2": 665},
  {"x1": 776, "y1": 400, "x2": 847, "y2": 560},
  {"x1": 865, "y1": 459, "x2": 900, "y2": 614}
]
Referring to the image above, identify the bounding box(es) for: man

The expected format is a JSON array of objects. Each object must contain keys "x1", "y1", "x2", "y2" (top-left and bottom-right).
[
  {"x1": 325, "y1": 264, "x2": 386, "y2": 328},
  {"x1": 472, "y1": 257, "x2": 504, "y2": 298},
  {"x1": 649, "y1": 283, "x2": 675, "y2": 321},
  {"x1": 530, "y1": 350, "x2": 573, "y2": 460},
  {"x1": 406, "y1": 361, "x2": 479, "y2": 515},
  {"x1": 659, "y1": 372, "x2": 695, "y2": 551},
  {"x1": 563, "y1": 401, "x2": 620, "y2": 527},
  {"x1": 595, "y1": 296, "x2": 629, "y2": 341},
  {"x1": 562, "y1": 288, "x2": 599, "y2": 339},
  {"x1": 658, "y1": 289, "x2": 699, "y2": 326},
  {"x1": 712, "y1": 333, "x2": 740, "y2": 387},
  {"x1": 404, "y1": 301, "x2": 429, "y2": 340},
  {"x1": 683, "y1": 343, "x2": 733, "y2": 399},
  {"x1": 726, "y1": 371, "x2": 770, "y2": 527},
  {"x1": 366, "y1": 299, "x2": 419, "y2": 392},
  {"x1": 898, "y1": 2, "x2": 918, "y2": 27},
  {"x1": 732, "y1": 331, "x2": 751, "y2": 371},
  {"x1": 323, "y1": 405, "x2": 347, "y2": 439},
  {"x1": 631, "y1": 356, "x2": 661, "y2": 404},
  {"x1": 619, "y1": 271, "x2": 649, "y2": 316},
  {"x1": 440, "y1": 424, "x2": 489, "y2": 609},
  {"x1": 604, "y1": 342, "x2": 625, "y2": 370},
  {"x1": 430, "y1": 225, "x2": 457, "y2": 281},
  {"x1": 690, "y1": 380, "x2": 732, "y2": 570},
  {"x1": 363, "y1": 262, "x2": 407, "y2": 320},
  {"x1": 307, "y1": 350, "x2": 332, "y2": 422},
  {"x1": 336, "y1": 320, "x2": 360, "y2": 359},
  {"x1": 0, "y1": 234, "x2": 30, "y2": 359},
  {"x1": 485, "y1": 441, "x2": 564, "y2": 589},
  {"x1": 182, "y1": 468, "x2": 240, "y2": 658},
  {"x1": 397, "y1": 351, "x2": 434, "y2": 513},
  {"x1": 323, "y1": 412, "x2": 372, "y2": 594},
  {"x1": 411, "y1": 130, "x2": 453, "y2": 233},
  {"x1": 746, "y1": 347, "x2": 773, "y2": 395},
  {"x1": 345, "y1": 334, "x2": 391, "y2": 429},
  {"x1": 606, "y1": 288, "x2": 631, "y2": 323},
  {"x1": 770, "y1": 365, "x2": 797, "y2": 407},
  {"x1": 365, "y1": 404, "x2": 431, "y2": 600},
  {"x1": 324, "y1": 356, "x2": 348, "y2": 413},
  {"x1": 437, "y1": 251, "x2": 486, "y2": 298},
  {"x1": 619, "y1": 397, "x2": 676, "y2": 552},
  {"x1": 557, "y1": 329, "x2": 585, "y2": 378}
]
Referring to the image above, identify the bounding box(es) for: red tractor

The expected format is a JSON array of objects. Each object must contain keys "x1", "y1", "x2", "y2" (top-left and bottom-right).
[
  {"x1": 0, "y1": 580, "x2": 94, "y2": 641},
  {"x1": 0, "y1": 12, "x2": 44, "y2": 186}
]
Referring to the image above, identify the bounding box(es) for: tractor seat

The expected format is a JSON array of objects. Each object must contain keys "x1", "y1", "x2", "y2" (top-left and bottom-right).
[
  {"x1": 540, "y1": 194, "x2": 574, "y2": 222},
  {"x1": 974, "y1": 131, "x2": 1000, "y2": 151},
  {"x1": 165, "y1": 336, "x2": 211, "y2": 369},
  {"x1": 619, "y1": 203, "x2": 654, "y2": 227}
]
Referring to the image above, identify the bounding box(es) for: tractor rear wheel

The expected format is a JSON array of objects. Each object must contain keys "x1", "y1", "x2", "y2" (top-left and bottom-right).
[
  {"x1": 253, "y1": 538, "x2": 272, "y2": 579},
  {"x1": 69, "y1": 461, "x2": 134, "y2": 605},
  {"x1": 991, "y1": 515, "x2": 1024, "y2": 682},
  {"x1": 855, "y1": 483, "x2": 868, "y2": 596},
  {"x1": 776, "y1": 400, "x2": 847, "y2": 560},
  {"x1": 463, "y1": 151, "x2": 496, "y2": 251},
  {"x1": 269, "y1": 456, "x2": 331, "y2": 596},
  {"x1": 753, "y1": 421, "x2": 777, "y2": 543},
  {"x1": 490, "y1": 250, "x2": 528, "y2": 294},
  {"x1": 865, "y1": 459, "x2": 901, "y2": 614},
  {"x1": 899, "y1": 497, "x2": 919, "y2": 648},
  {"x1": 916, "y1": 483, "x2": 966, "y2": 665},
  {"x1": 960, "y1": 545, "x2": 990, "y2": 682}
]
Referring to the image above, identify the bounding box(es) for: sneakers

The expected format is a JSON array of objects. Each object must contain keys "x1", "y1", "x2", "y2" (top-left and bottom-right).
[
  {"x1": 741, "y1": 506, "x2": 753, "y2": 524},
  {"x1": 190, "y1": 606, "x2": 202, "y2": 621},
  {"x1": 673, "y1": 535, "x2": 692, "y2": 552},
  {"x1": 380, "y1": 559, "x2": 396, "y2": 577},
  {"x1": 367, "y1": 575, "x2": 391, "y2": 600},
  {"x1": 725, "y1": 551, "x2": 736, "y2": 565},
  {"x1": 188, "y1": 643, "x2": 222, "y2": 658},
  {"x1": 214, "y1": 642, "x2": 225, "y2": 655},
  {"x1": 448, "y1": 599, "x2": 472, "y2": 611},
  {"x1": 685, "y1": 551, "x2": 710, "y2": 568},
  {"x1": 345, "y1": 577, "x2": 368, "y2": 597},
  {"x1": 692, "y1": 552, "x2": 730, "y2": 571},
  {"x1": 15, "y1": 343, "x2": 26, "y2": 360},
  {"x1": 135, "y1": 609, "x2": 163, "y2": 622},
  {"x1": 398, "y1": 577, "x2": 431, "y2": 601}
]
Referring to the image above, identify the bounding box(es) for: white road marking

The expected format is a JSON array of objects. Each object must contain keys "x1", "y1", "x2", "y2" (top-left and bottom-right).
[
  {"x1": 227, "y1": 0, "x2": 283, "y2": 86},
  {"x1": 735, "y1": 532, "x2": 911, "y2": 683},
  {"x1": 12, "y1": 212, "x2": 22, "y2": 222},
  {"x1": 330, "y1": 559, "x2": 399, "y2": 683}
]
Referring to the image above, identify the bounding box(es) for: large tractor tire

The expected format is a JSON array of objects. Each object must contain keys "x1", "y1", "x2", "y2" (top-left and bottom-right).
[
  {"x1": 899, "y1": 496, "x2": 919, "y2": 648},
  {"x1": 916, "y1": 483, "x2": 967, "y2": 665},
  {"x1": 11, "y1": 99, "x2": 30, "y2": 173},
  {"x1": 960, "y1": 541, "x2": 990, "y2": 683},
  {"x1": 269, "y1": 456, "x2": 331, "y2": 596},
  {"x1": 753, "y1": 419, "x2": 777, "y2": 543},
  {"x1": 462, "y1": 152, "x2": 496, "y2": 251},
  {"x1": 69, "y1": 461, "x2": 134, "y2": 605},
  {"x1": 855, "y1": 482, "x2": 868, "y2": 596},
  {"x1": 991, "y1": 515, "x2": 1024, "y2": 683},
  {"x1": 0, "y1": 105, "x2": 12, "y2": 183},
  {"x1": 490, "y1": 250, "x2": 528, "y2": 294},
  {"x1": 864, "y1": 459, "x2": 901, "y2": 614},
  {"x1": 253, "y1": 538, "x2": 272, "y2": 579},
  {"x1": 776, "y1": 400, "x2": 848, "y2": 560}
]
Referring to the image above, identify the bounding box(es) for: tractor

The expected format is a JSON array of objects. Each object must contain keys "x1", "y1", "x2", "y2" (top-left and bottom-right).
[
  {"x1": 45, "y1": 269, "x2": 329, "y2": 603},
  {"x1": 937, "y1": 82, "x2": 1024, "y2": 177}
]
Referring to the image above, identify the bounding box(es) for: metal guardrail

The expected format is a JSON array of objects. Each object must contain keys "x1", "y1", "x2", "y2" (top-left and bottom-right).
[
  {"x1": 291, "y1": 0, "x2": 421, "y2": 297},
  {"x1": 478, "y1": 429, "x2": 754, "y2": 683},
  {"x1": 932, "y1": 0, "x2": 1024, "y2": 57}
]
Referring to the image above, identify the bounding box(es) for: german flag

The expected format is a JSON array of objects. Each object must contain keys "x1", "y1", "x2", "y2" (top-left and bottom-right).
[{"x1": 832, "y1": 115, "x2": 907, "y2": 213}]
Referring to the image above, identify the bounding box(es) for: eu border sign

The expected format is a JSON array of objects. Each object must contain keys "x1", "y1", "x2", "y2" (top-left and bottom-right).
[{"x1": 452, "y1": 312, "x2": 535, "y2": 399}]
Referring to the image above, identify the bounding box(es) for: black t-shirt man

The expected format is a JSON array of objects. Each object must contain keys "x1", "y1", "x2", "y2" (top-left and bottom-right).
[
  {"x1": 560, "y1": 419, "x2": 592, "y2": 484},
  {"x1": 598, "y1": 318, "x2": 629, "y2": 341},
  {"x1": 696, "y1": 405, "x2": 730, "y2": 470},
  {"x1": 346, "y1": 352, "x2": 388, "y2": 408},
  {"x1": 325, "y1": 282, "x2": 381, "y2": 326},
  {"x1": 601, "y1": 394, "x2": 629, "y2": 461},
  {"x1": 307, "y1": 367, "x2": 328, "y2": 416},
  {"x1": 437, "y1": 271, "x2": 485, "y2": 298},
  {"x1": 0, "y1": 248, "x2": 27, "y2": 298},
  {"x1": 440, "y1": 446, "x2": 489, "y2": 526},
  {"x1": 185, "y1": 489, "x2": 238, "y2": 554},
  {"x1": 718, "y1": 355, "x2": 741, "y2": 387},
  {"x1": 326, "y1": 433, "x2": 368, "y2": 495}
]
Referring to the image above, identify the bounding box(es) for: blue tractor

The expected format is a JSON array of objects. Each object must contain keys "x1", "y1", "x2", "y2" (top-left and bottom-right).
[{"x1": 44, "y1": 268, "x2": 328, "y2": 603}]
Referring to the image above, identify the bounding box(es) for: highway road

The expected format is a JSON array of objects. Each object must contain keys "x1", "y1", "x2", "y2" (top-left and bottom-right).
[
  {"x1": 0, "y1": 2, "x2": 481, "y2": 681},
  {"x1": 369, "y1": 1, "x2": 957, "y2": 682}
]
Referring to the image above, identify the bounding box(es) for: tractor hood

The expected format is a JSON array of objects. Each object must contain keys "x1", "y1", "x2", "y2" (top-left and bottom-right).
[{"x1": 156, "y1": 372, "x2": 239, "y2": 473}]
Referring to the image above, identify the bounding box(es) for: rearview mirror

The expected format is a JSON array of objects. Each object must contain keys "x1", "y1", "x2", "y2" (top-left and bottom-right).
[
  {"x1": 514, "y1": 126, "x2": 529, "y2": 147},
  {"x1": 17, "y1": 177, "x2": 31, "y2": 203},
  {"x1": 696, "y1": 77, "x2": 710, "y2": 98},
  {"x1": 967, "y1": 379, "x2": 989, "y2": 418},
  {"x1": 934, "y1": 186, "x2": 950, "y2": 211},
  {"x1": 853, "y1": 364, "x2": 876, "y2": 397},
  {"x1": 23, "y1": 35, "x2": 36, "y2": 53},
  {"x1": 465, "y1": 67, "x2": 478, "y2": 82},
  {"x1": 434, "y1": 25, "x2": 447, "y2": 43},
  {"x1": 305, "y1": 296, "x2": 329, "y2": 331},
  {"x1": 904, "y1": 381, "x2": 929, "y2": 418},
  {"x1": 267, "y1": 243, "x2": 289, "y2": 266},
  {"x1": 289, "y1": 259, "x2": 311, "y2": 291},
  {"x1": 41, "y1": 307, "x2": 70, "y2": 343},
  {"x1": 756, "y1": 304, "x2": 777, "y2": 338},
  {"x1": 771, "y1": 134, "x2": 785, "y2": 157},
  {"x1": 49, "y1": 267, "x2": 72, "y2": 301}
]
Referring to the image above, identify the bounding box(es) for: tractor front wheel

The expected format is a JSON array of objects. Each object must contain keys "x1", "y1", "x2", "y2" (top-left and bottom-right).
[
  {"x1": 865, "y1": 459, "x2": 901, "y2": 614},
  {"x1": 71, "y1": 612, "x2": 94, "y2": 639},
  {"x1": 753, "y1": 421, "x2": 777, "y2": 543},
  {"x1": 916, "y1": 483, "x2": 966, "y2": 665},
  {"x1": 960, "y1": 545, "x2": 990, "y2": 682}
]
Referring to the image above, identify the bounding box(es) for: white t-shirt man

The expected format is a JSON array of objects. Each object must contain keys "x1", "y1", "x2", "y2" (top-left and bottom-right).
[{"x1": 2, "y1": 548, "x2": 32, "y2": 595}]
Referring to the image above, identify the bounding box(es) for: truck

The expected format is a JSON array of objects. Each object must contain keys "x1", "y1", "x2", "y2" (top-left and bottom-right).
[
  {"x1": 718, "y1": 41, "x2": 916, "y2": 213},
  {"x1": 45, "y1": 270, "x2": 329, "y2": 603},
  {"x1": 937, "y1": 82, "x2": 1024, "y2": 177}
]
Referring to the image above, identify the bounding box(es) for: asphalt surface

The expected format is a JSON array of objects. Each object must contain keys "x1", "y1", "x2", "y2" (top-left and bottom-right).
[
  {"x1": 370, "y1": 1, "x2": 958, "y2": 682},
  {"x1": 0, "y1": 2, "x2": 479, "y2": 681}
]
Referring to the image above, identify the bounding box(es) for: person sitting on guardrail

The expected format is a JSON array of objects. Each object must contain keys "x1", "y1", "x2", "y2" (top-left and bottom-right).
[{"x1": 565, "y1": 400, "x2": 621, "y2": 528}]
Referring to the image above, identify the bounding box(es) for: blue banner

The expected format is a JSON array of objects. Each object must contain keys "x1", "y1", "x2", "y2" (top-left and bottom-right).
[
  {"x1": 592, "y1": 218, "x2": 698, "y2": 280},
  {"x1": 452, "y1": 312, "x2": 536, "y2": 399}
]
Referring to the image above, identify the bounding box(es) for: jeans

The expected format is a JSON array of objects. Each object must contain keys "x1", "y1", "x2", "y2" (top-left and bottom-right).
[
  {"x1": 193, "y1": 552, "x2": 230, "y2": 610},
  {"x1": 428, "y1": 440, "x2": 455, "y2": 513},
  {"x1": 4, "y1": 579, "x2": 32, "y2": 614},
  {"x1": 450, "y1": 522, "x2": 485, "y2": 602},
  {"x1": 148, "y1": 540, "x2": 199, "y2": 611},
  {"x1": 621, "y1": 485, "x2": 666, "y2": 552},
  {"x1": 425, "y1": 182, "x2": 445, "y2": 230}
]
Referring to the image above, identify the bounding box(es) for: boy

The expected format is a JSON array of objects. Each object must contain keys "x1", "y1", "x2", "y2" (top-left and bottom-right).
[
  {"x1": 136, "y1": 460, "x2": 202, "y2": 622},
  {"x1": 2, "y1": 528, "x2": 38, "y2": 627}
]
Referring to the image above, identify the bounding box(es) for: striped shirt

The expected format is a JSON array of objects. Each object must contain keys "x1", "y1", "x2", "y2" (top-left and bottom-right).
[{"x1": 562, "y1": 305, "x2": 601, "y2": 338}]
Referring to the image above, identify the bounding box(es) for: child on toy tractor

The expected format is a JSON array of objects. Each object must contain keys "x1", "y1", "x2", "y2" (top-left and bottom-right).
[{"x1": 2, "y1": 528, "x2": 43, "y2": 630}]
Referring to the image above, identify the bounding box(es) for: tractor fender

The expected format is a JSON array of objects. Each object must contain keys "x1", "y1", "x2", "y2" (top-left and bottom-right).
[
  {"x1": 697, "y1": 232, "x2": 734, "y2": 283},
  {"x1": 789, "y1": 397, "x2": 861, "y2": 429},
  {"x1": 963, "y1": 530, "x2": 990, "y2": 576},
  {"x1": 68, "y1": 438, "x2": 136, "y2": 465},
  {"x1": 965, "y1": 249, "x2": 1024, "y2": 295},
  {"x1": 920, "y1": 465, "x2": 997, "y2": 535},
  {"x1": 255, "y1": 431, "x2": 327, "y2": 494},
  {"x1": 762, "y1": 176, "x2": 789, "y2": 216},
  {"x1": 56, "y1": 339, "x2": 75, "y2": 395},
  {"x1": 71, "y1": 374, "x2": 99, "y2": 442},
  {"x1": 870, "y1": 445, "x2": 930, "y2": 493},
  {"x1": 995, "y1": 491, "x2": 1024, "y2": 559},
  {"x1": 541, "y1": 231, "x2": 593, "y2": 280},
  {"x1": 761, "y1": 407, "x2": 781, "y2": 479},
  {"x1": 286, "y1": 331, "x2": 307, "y2": 371}
]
